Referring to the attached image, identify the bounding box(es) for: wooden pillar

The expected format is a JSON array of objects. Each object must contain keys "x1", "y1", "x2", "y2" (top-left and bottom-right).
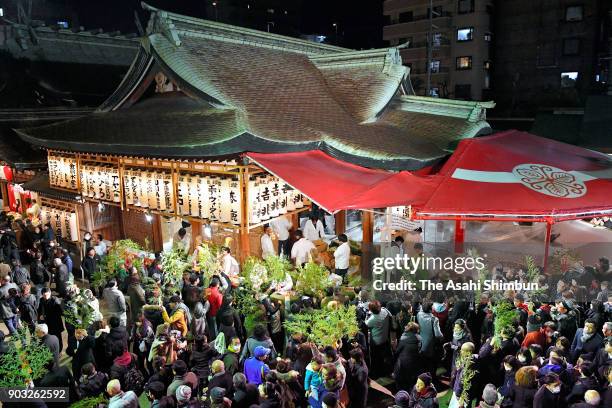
[
  {"x1": 239, "y1": 168, "x2": 250, "y2": 262},
  {"x1": 190, "y1": 219, "x2": 202, "y2": 254},
  {"x1": 151, "y1": 214, "x2": 164, "y2": 253},
  {"x1": 543, "y1": 220, "x2": 553, "y2": 271},
  {"x1": 335, "y1": 210, "x2": 346, "y2": 235},
  {"x1": 454, "y1": 219, "x2": 465, "y2": 253},
  {"x1": 0, "y1": 181, "x2": 8, "y2": 209},
  {"x1": 361, "y1": 210, "x2": 374, "y2": 280}
]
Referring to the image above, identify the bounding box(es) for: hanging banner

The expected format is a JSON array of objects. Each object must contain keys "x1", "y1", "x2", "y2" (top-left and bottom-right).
[
  {"x1": 48, "y1": 154, "x2": 78, "y2": 190},
  {"x1": 41, "y1": 205, "x2": 79, "y2": 242}
]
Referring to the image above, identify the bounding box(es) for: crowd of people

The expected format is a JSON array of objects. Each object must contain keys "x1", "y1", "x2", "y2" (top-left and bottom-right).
[{"x1": 0, "y1": 210, "x2": 611, "y2": 408}]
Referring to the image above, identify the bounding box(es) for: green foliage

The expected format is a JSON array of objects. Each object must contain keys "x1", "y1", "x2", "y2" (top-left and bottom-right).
[
  {"x1": 69, "y1": 393, "x2": 108, "y2": 408},
  {"x1": 242, "y1": 255, "x2": 292, "y2": 291},
  {"x1": 63, "y1": 288, "x2": 95, "y2": 330},
  {"x1": 161, "y1": 245, "x2": 191, "y2": 287},
  {"x1": 293, "y1": 261, "x2": 331, "y2": 297},
  {"x1": 492, "y1": 301, "x2": 518, "y2": 348},
  {"x1": 284, "y1": 305, "x2": 359, "y2": 347},
  {"x1": 0, "y1": 328, "x2": 53, "y2": 387},
  {"x1": 93, "y1": 239, "x2": 143, "y2": 288},
  {"x1": 458, "y1": 353, "x2": 478, "y2": 405},
  {"x1": 264, "y1": 255, "x2": 292, "y2": 283},
  {"x1": 234, "y1": 287, "x2": 265, "y2": 335},
  {"x1": 196, "y1": 242, "x2": 220, "y2": 280}
]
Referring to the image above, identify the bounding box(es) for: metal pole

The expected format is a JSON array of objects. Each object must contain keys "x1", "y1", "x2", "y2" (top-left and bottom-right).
[
  {"x1": 426, "y1": 0, "x2": 433, "y2": 96},
  {"x1": 542, "y1": 221, "x2": 552, "y2": 271}
]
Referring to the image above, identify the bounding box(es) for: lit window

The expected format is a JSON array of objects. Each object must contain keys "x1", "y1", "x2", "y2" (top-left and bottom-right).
[
  {"x1": 267, "y1": 8, "x2": 275, "y2": 14},
  {"x1": 561, "y1": 72, "x2": 578, "y2": 88},
  {"x1": 430, "y1": 88, "x2": 440, "y2": 97},
  {"x1": 456, "y1": 56, "x2": 472, "y2": 70},
  {"x1": 457, "y1": 27, "x2": 474, "y2": 42},
  {"x1": 484, "y1": 32, "x2": 492, "y2": 42},
  {"x1": 458, "y1": 0, "x2": 475, "y2": 14},
  {"x1": 0, "y1": 8, "x2": 4, "y2": 17},
  {"x1": 566, "y1": 6, "x2": 583, "y2": 21},
  {"x1": 433, "y1": 33, "x2": 442, "y2": 47},
  {"x1": 562, "y1": 38, "x2": 580, "y2": 55},
  {"x1": 57, "y1": 20, "x2": 69, "y2": 29},
  {"x1": 484, "y1": 72, "x2": 491, "y2": 89},
  {"x1": 484, "y1": 60, "x2": 492, "y2": 70},
  {"x1": 430, "y1": 60, "x2": 441, "y2": 73}
]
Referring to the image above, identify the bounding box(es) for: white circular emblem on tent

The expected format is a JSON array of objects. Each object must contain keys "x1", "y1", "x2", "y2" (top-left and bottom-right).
[{"x1": 512, "y1": 163, "x2": 587, "y2": 198}]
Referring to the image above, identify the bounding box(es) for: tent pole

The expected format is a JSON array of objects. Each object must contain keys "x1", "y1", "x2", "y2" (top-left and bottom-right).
[
  {"x1": 361, "y1": 210, "x2": 374, "y2": 280},
  {"x1": 543, "y1": 221, "x2": 552, "y2": 271},
  {"x1": 454, "y1": 219, "x2": 464, "y2": 253}
]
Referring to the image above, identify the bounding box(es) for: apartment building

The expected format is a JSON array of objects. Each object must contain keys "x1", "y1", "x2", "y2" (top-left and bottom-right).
[{"x1": 383, "y1": 0, "x2": 494, "y2": 100}]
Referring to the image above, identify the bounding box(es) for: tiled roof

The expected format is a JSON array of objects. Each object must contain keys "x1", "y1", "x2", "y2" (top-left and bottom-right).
[
  {"x1": 0, "y1": 129, "x2": 47, "y2": 170},
  {"x1": 17, "y1": 4, "x2": 493, "y2": 171}
]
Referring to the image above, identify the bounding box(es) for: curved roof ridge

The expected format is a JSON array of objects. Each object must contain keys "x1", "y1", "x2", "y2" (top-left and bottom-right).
[{"x1": 141, "y1": 1, "x2": 347, "y2": 56}]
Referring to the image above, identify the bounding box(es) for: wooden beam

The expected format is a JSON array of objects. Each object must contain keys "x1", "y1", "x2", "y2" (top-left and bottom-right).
[
  {"x1": 238, "y1": 167, "x2": 250, "y2": 262},
  {"x1": 335, "y1": 210, "x2": 346, "y2": 235},
  {"x1": 360, "y1": 210, "x2": 373, "y2": 280}
]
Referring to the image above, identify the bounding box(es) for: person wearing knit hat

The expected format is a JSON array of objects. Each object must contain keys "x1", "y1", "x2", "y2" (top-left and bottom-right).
[
  {"x1": 210, "y1": 387, "x2": 226, "y2": 404},
  {"x1": 175, "y1": 385, "x2": 191, "y2": 406},
  {"x1": 393, "y1": 390, "x2": 410, "y2": 408},
  {"x1": 405, "y1": 372, "x2": 438, "y2": 408}
]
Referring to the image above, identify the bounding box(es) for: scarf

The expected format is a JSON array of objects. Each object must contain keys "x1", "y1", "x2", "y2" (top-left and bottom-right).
[
  {"x1": 453, "y1": 331, "x2": 465, "y2": 341},
  {"x1": 580, "y1": 330, "x2": 594, "y2": 343}
]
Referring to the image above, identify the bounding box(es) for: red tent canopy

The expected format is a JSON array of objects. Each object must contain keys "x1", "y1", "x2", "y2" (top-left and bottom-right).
[
  {"x1": 415, "y1": 130, "x2": 612, "y2": 222},
  {"x1": 246, "y1": 150, "x2": 439, "y2": 213}
]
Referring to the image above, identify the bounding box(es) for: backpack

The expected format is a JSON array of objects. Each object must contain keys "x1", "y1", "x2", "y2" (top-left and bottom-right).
[{"x1": 124, "y1": 364, "x2": 145, "y2": 396}]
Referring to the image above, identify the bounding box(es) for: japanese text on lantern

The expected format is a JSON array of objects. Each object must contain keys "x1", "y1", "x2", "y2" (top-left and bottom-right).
[{"x1": 48, "y1": 155, "x2": 78, "y2": 190}]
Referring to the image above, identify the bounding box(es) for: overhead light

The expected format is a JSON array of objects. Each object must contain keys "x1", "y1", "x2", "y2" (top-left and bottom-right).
[
  {"x1": 97, "y1": 202, "x2": 105, "y2": 213},
  {"x1": 145, "y1": 213, "x2": 153, "y2": 223}
]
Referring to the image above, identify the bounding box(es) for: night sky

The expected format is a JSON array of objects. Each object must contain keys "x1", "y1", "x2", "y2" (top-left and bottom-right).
[{"x1": 57, "y1": 0, "x2": 385, "y2": 49}]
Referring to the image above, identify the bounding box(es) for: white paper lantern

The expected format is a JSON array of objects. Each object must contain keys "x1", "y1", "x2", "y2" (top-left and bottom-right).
[
  {"x1": 189, "y1": 174, "x2": 199, "y2": 217},
  {"x1": 147, "y1": 172, "x2": 156, "y2": 209},
  {"x1": 219, "y1": 177, "x2": 231, "y2": 224},
  {"x1": 248, "y1": 177, "x2": 260, "y2": 224},
  {"x1": 208, "y1": 176, "x2": 219, "y2": 221},
  {"x1": 60, "y1": 210, "x2": 68, "y2": 239},
  {"x1": 69, "y1": 212, "x2": 78, "y2": 242},
  {"x1": 199, "y1": 175, "x2": 210, "y2": 219},
  {"x1": 229, "y1": 177, "x2": 241, "y2": 225},
  {"x1": 124, "y1": 169, "x2": 134, "y2": 205},
  {"x1": 178, "y1": 175, "x2": 190, "y2": 215},
  {"x1": 162, "y1": 172, "x2": 174, "y2": 212}
]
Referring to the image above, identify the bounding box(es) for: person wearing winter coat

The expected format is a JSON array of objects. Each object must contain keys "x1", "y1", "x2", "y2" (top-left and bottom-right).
[
  {"x1": 477, "y1": 383, "x2": 500, "y2": 408},
  {"x1": 500, "y1": 356, "x2": 520, "y2": 399},
  {"x1": 407, "y1": 373, "x2": 439, "y2": 408},
  {"x1": 565, "y1": 361, "x2": 600, "y2": 405},
  {"x1": 189, "y1": 334, "x2": 221, "y2": 386},
  {"x1": 0, "y1": 275, "x2": 19, "y2": 335},
  {"x1": 502, "y1": 365, "x2": 538, "y2": 408},
  {"x1": 78, "y1": 363, "x2": 109, "y2": 398},
  {"x1": 533, "y1": 373, "x2": 566, "y2": 408},
  {"x1": 72, "y1": 328, "x2": 96, "y2": 379},
  {"x1": 105, "y1": 316, "x2": 129, "y2": 359},
  {"x1": 347, "y1": 348, "x2": 369, "y2": 408},
  {"x1": 366, "y1": 300, "x2": 392, "y2": 378},
  {"x1": 479, "y1": 330, "x2": 521, "y2": 387},
  {"x1": 417, "y1": 303, "x2": 443, "y2": 381},
  {"x1": 53, "y1": 257, "x2": 69, "y2": 299},
  {"x1": 208, "y1": 360, "x2": 234, "y2": 396},
  {"x1": 449, "y1": 342, "x2": 482, "y2": 408},
  {"x1": 103, "y1": 279, "x2": 127, "y2": 326},
  {"x1": 446, "y1": 319, "x2": 472, "y2": 372},
  {"x1": 232, "y1": 372, "x2": 260, "y2": 408},
  {"x1": 570, "y1": 319, "x2": 604, "y2": 363},
  {"x1": 29, "y1": 251, "x2": 49, "y2": 295},
  {"x1": 38, "y1": 287, "x2": 65, "y2": 352},
  {"x1": 126, "y1": 273, "x2": 146, "y2": 326},
  {"x1": 17, "y1": 282, "x2": 38, "y2": 333},
  {"x1": 554, "y1": 301, "x2": 578, "y2": 341},
  {"x1": 394, "y1": 322, "x2": 422, "y2": 392},
  {"x1": 240, "y1": 324, "x2": 277, "y2": 362},
  {"x1": 305, "y1": 355, "x2": 324, "y2": 408},
  {"x1": 191, "y1": 299, "x2": 210, "y2": 338},
  {"x1": 592, "y1": 338, "x2": 612, "y2": 381},
  {"x1": 159, "y1": 295, "x2": 191, "y2": 337},
  {"x1": 36, "y1": 323, "x2": 61, "y2": 368},
  {"x1": 109, "y1": 345, "x2": 138, "y2": 390},
  {"x1": 10, "y1": 258, "x2": 30, "y2": 286}
]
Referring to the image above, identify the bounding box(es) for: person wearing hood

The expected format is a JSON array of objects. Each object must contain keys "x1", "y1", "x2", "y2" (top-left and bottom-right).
[
  {"x1": 570, "y1": 318, "x2": 603, "y2": 363},
  {"x1": 109, "y1": 344, "x2": 137, "y2": 389},
  {"x1": 533, "y1": 373, "x2": 565, "y2": 408},
  {"x1": 565, "y1": 360, "x2": 600, "y2": 405},
  {"x1": 394, "y1": 322, "x2": 422, "y2": 392},
  {"x1": 159, "y1": 295, "x2": 191, "y2": 337},
  {"x1": 407, "y1": 373, "x2": 438, "y2": 408}
]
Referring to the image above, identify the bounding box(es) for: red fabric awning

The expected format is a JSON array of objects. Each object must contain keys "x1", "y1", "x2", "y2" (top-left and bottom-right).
[
  {"x1": 416, "y1": 130, "x2": 612, "y2": 222},
  {"x1": 246, "y1": 150, "x2": 439, "y2": 213}
]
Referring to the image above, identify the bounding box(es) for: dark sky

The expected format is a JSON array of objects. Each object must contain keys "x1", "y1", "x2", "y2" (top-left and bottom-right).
[{"x1": 55, "y1": 0, "x2": 384, "y2": 49}]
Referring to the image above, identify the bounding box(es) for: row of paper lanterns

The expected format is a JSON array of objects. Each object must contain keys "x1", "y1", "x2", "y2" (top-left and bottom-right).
[
  {"x1": 80, "y1": 164, "x2": 122, "y2": 203},
  {"x1": 249, "y1": 174, "x2": 307, "y2": 224},
  {"x1": 124, "y1": 169, "x2": 175, "y2": 212},
  {"x1": 48, "y1": 155, "x2": 78, "y2": 190},
  {"x1": 40, "y1": 206, "x2": 79, "y2": 242}
]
